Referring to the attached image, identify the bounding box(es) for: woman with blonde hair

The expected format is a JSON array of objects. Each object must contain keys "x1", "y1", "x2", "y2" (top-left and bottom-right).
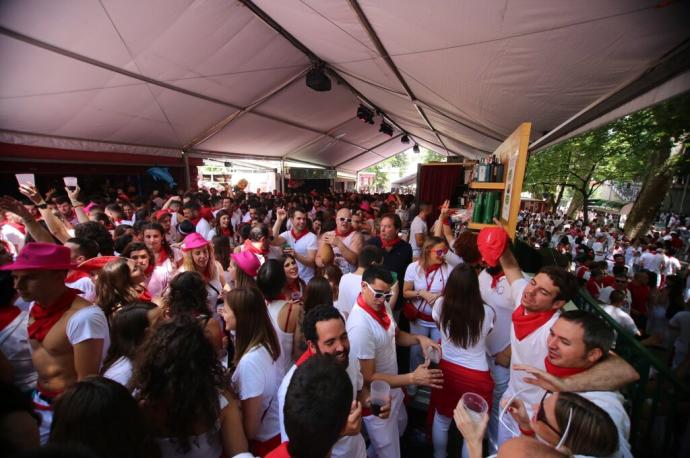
[
  {"x1": 178, "y1": 233, "x2": 228, "y2": 311},
  {"x1": 402, "y1": 235, "x2": 452, "y2": 382},
  {"x1": 223, "y1": 287, "x2": 282, "y2": 456}
]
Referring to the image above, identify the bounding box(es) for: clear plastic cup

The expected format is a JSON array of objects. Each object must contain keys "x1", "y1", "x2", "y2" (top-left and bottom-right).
[
  {"x1": 370, "y1": 380, "x2": 390, "y2": 417},
  {"x1": 63, "y1": 176, "x2": 78, "y2": 188},
  {"x1": 461, "y1": 392, "x2": 488, "y2": 423},
  {"x1": 427, "y1": 346, "x2": 441, "y2": 369},
  {"x1": 15, "y1": 174, "x2": 35, "y2": 187}
]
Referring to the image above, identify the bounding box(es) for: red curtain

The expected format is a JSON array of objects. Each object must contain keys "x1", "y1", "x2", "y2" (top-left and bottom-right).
[{"x1": 417, "y1": 164, "x2": 465, "y2": 221}]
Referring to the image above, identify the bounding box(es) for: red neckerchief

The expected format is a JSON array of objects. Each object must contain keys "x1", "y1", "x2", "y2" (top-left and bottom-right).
[
  {"x1": 442, "y1": 217, "x2": 450, "y2": 226},
  {"x1": 190, "y1": 216, "x2": 202, "y2": 226},
  {"x1": 64, "y1": 270, "x2": 89, "y2": 284},
  {"x1": 145, "y1": 264, "x2": 155, "y2": 276},
  {"x1": 295, "y1": 347, "x2": 315, "y2": 367},
  {"x1": 335, "y1": 228, "x2": 353, "y2": 238},
  {"x1": 1, "y1": 221, "x2": 26, "y2": 235},
  {"x1": 0, "y1": 306, "x2": 20, "y2": 330},
  {"x1": 425, "y1": 263, "x2": 442, "y2": 275},
  {"x1": 266, "y1": 442, "x2": 291, "y2": 458},
  {"x1": 380, "y1": 236, "x2": 401, "y2": 249},
  {"x1": 156, "y1": 249, "x2": 169, "y2": 267},
  {"x1": 490, "y1": 272, "x2": 505, "y2": 288},
  {"x1": 244, "y1": 239, "x2": 268, "y2": 255},
  {"x1": 28, "y1": 288, "x2": 79, "y2": 342},
  {"x1": 220, "y1": 227, "x2": 233, "y2": 237},
  {"x1": 269, "y1": 294, "x2": 286, "y2": 301},
  {"x1": 511, "y1": 305, "x2": 557, "y2": 341},
  {"x1": 138, "y1": 289, "x2": 153, "y2": 302},
  {"x1": 356, "y1": 294, "x2": 390, "y2": 330},
  {"x1": 544, "y1": 357, "x2": 587, "y2": 378},
  {"x1": 291, "y1": 228, "x2": 308, "y2": 242}
]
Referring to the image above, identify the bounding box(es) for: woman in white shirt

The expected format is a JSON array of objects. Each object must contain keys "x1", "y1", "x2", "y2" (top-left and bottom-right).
[
  {"x1": 431, "y1": 263, "x2": 495, "y2": 458},
  {"x1": 224, "y1": 287, "x2": 283, "y2": 456},
  {"x1": 403, "y1": 236, "x2": 451, "y2": 375},
  {"x1": 102, "y1": 302, "x2": 158, "y2": 387}
]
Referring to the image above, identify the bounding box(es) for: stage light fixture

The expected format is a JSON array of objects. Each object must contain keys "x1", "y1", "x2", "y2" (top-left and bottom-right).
[
  {"x1": 306, "y1": 65, "x2": 331, "y2": 92},
  {"x1": 356, "y1": 104, "x2": 374, "y2": 124},
  {"x1": 401, "y1": 134, "x2": 410, "y2": 144},
  {"x1": 413, "y1": 144, "x2": 420, "y2": 153},
  {"x1": 379, "y1": 120, "x2": 393, "y2": 136}
]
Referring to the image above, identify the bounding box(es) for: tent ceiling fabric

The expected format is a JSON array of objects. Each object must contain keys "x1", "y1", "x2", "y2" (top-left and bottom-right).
[{"x1": 1, "y1": 0, "x2": 689, "y2": 173}]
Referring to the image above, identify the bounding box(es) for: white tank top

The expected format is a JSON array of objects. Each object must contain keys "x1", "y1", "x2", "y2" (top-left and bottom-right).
[
  {"x1": 266, "y1": 299, "x2": 295, "y2": 376},
  {"x1": 333, "y1": 231, "x2": 357, "y2": 274}
]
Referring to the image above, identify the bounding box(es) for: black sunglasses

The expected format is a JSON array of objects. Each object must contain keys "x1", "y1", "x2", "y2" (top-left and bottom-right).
[{"x1": 537, "y1": 392, "x2": 560, "y2": 436}]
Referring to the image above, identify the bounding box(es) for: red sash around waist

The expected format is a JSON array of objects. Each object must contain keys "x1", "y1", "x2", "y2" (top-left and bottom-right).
[
  {"x1": 430, "y1": 359, "x2": 494, "y2": 417},
  {"x1": 250, "y1": 434, "x2": 282, "y2": 457}
]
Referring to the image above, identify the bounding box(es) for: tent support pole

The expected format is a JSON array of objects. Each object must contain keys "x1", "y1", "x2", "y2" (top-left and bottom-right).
[{"x1": 183, "y1": 152, "x2": 191, "y2": 190}]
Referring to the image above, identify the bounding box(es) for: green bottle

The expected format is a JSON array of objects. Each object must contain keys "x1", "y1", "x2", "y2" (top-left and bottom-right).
[
  {"x1": 493, "y1": 192, "x2": 501, "y2": 220},
  {"x1": 472, "y1": 192, "x2": 484, "y2": 223},
  {"x1": 483, "y1": 191, "x2": 496, "y2": 223}
]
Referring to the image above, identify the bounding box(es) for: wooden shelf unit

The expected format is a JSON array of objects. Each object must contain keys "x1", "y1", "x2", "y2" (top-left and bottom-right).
[
  {"x1": 467, "y1": 222, "x2": 498, "y2": 231},
  {"x1": 469, "y1": 181, "x2": 505, "y2": 190}
]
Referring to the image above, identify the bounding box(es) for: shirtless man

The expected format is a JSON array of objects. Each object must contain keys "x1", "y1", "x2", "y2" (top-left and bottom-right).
[
  {"x1": 1, "y1": 242, "x2": 109, "y2": 443},
  {"x1": 317, "y1": 208, "x2": 363, "y2": 274}
]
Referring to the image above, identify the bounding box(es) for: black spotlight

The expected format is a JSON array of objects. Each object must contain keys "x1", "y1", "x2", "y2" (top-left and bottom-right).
[
  {"x1": 401, "y1": 134, "x2": 410, "y2": 144},
  {"x1": 357, "y1": 104, "x2": 374, "y2": 124},
  {"x1": 413, "y1": 144, "x2": 420, "y2": 153},
  {"x1": 379, "y1": 120, "x2": 393, "y2": 136},
  {"x1": 306, "y1": 65, "x2": 331, "y2": 92}
]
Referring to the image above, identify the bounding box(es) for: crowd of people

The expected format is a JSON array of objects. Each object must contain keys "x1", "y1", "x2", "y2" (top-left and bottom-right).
[{"x1": 0, "y1": 178, "x2": 688, "y2": 458}]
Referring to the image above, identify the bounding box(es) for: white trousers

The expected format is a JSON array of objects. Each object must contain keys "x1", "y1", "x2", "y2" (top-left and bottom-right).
[{"x1": 363, "y1": 388, "x2": 407, "y2": 458}]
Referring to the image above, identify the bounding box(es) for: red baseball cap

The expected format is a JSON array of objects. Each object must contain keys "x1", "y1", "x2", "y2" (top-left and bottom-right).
[{"x1": 477, "y1": 227, "x2": 509, "y2": 267}]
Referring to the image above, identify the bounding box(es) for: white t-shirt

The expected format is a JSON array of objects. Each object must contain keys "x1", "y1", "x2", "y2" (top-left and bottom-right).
[
  {"x1": 347, "y1": 300, "x2": 398, "y2": 376},
  {"x1": 331, "y1": 231, "x2": 358, "y2": 274},
  {"x1": 103, "y1": 356, "x2": 133, "y2": 387},
  {"x1": 280, "y1": 230, "x2": 318, "y2": 284},
  {"x1": 336, "y1": 273, "x2": 362, "y2": 319},
  {"x1": 478, "y1": 270, "x2": 513, "y2": 356},
  {"x1": 231, "y1": 345, "x2": 281, "y2": 442},
  {"x1": 592, "y1": 241, "x2": 605, "y2": 261},
  {"x1": 403, "y1": 262, "x2": 451, "y2": 328},
  {"x1": 580, "y1": 391, "x2": 633, "y2": 458},
  {"x1": 501, "y1": 278, "x2": 561, "y2": 417},
  {"x1": 640, "y1": 251, "x2": 663, "y2": 273},
  {"x1": 66, "y1": 276, "x2": 97, "y2": 303},
  {"x1": 409, "y1": 215, "x2": 427, "y2": 258},
  {"x1": 65, "y1": 305, "x2": 111, "y2": 365},
  {"x1": 669, "y1": 311, "x2": 690, "y2": 369},
  {"x1": 277, "y1": 354, "x2": 366, "y2": 458},
  {"x1": 432, "y1": 298, "x2": 494, "y2": 371},
  {"x1": 598, "y1": 287, "x2": 632, "y2": 314},
  {"x1": 664, "y1": 256, "x2": 681, "y2": 276},
  {"x1": 195, "y1": 218, "x2": 212, "y2": 240},
  {"x1": 0, "y1": 309, "x2": 37, "y2": 392},
  {"x1": 603, "y1": 305, "x2": 639, "y2": 336}
]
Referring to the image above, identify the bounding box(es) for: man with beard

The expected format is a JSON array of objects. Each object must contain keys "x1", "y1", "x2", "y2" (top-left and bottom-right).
[
  {"x1": 277, "y1": 305, "x2": 384, "y2": 458},
  {"x1": 272, "y1": 207, "x2": 318, "y2": 284},
  {"x1": 317, "y1": 208, "x2": 363, "y2": 274}
]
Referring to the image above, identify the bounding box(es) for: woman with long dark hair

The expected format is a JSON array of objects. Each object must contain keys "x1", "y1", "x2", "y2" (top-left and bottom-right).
[
  {"x1": 50, "y1": 376, "x2": 160, "y2": 458},
  {"x1": 121, "y1": 241, "x2": 156, "y2": 292},
  {"x1": 431, "y1": 263, "x2": 495, "y2": 458},
  {"x1": 256, "y1": 259, "x2": 302, "y2": 375},
  {"x1": 96, "y1": 258, "x2": 144, "y2": 318},
  {"x1": 143, "y1": 222, "x2": 180, "y2": 297},
  {"x1": 281, "y1": 254, "x2": 306, "y2": 302},
  {"x1": 101, "y1": 302, "x2": 158, "y2": 387},
  {"x1": 302, "y1": 276, "x2": 334, "y2": 314},
  {"x1": 132, "y1": 318, "x2": 247, "y2": 458},
  {"x1": 223, "y1": 287, "x2": 282, "y2": 456},
  {"x1": 207, "y1": 210, "x2": 234, "y2": 241}
]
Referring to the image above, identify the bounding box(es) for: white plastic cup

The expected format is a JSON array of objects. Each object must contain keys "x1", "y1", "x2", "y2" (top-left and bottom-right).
[
  {"x1": 370, "y1": 380, "x2": 390, "y2": 417},
  {"x1": 461, "y1": 392, "x2": 488, "y2": 423},
  {"x1": 63, "y1": 176, "x2": 78, "y2": 188},
  {"x1": 15, "y1": 174, "x2": 35, "y2": 187},
  {"x1": 427, "y1": 346, "x2": 441, "y2": 369}
]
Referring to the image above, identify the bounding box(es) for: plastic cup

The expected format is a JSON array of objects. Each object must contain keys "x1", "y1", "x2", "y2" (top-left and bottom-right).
[
  {"x1": 15, "y1": 174, "x2": 35, "y2": 187},
  {"x1": 427, "y1": 346, "x2": 441, "y2": 369},
  {"x1": 63, "y1": 176, "x2": 78, "y2": 188},
  {"x1": 461, "y1": 392, "x2": 488, "y2": 423},
  {"x1": 370, "y1": 380, "x2": 390, "y2": 417}
]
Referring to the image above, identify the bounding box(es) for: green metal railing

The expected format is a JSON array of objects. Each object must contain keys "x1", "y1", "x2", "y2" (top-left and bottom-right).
[{"x1": 574, "y1": 290, "x2": 690, "y2": 457}]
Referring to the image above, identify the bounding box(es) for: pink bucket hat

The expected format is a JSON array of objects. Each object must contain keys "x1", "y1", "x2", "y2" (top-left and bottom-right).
[
  {"x1": 0, "y1": 242, "x2": 75, "y2": 271},
  {"x1": 231, "y1": 250, "x2": 260, "y2": 278},
  {"x1": 182, "y1": 233, "x2": 209, "y2": 251}
]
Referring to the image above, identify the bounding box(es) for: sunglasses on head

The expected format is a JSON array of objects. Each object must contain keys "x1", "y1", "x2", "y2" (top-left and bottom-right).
[
  {"x1": 338, "y1": 217, "x2": 352, "y2": 223},
  {"x1": 363, "y1": 282, "x2": 393, "y2": 300}
]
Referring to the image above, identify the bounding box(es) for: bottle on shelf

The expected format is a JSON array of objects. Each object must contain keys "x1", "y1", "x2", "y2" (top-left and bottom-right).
[
  {"x1": 482, "y1": 191, "x2": 496, "y2": 223},
  {"x1": 494, "y1": 156, "x2": 504, "y2": 182}
]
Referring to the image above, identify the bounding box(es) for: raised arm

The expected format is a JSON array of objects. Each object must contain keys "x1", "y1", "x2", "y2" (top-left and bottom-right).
[
  {"x1": 0, "y1": 196, "x2": 54, "y2": 243},
  {"x1": 19, "y1": 185, "x2": 71, "y2": 244},
  {"x1": 270, "y1": 207, "x2": 287, "y2": 245},
  {"x1": 66, "y1": 186, "x2": 89, "y2": 224}
]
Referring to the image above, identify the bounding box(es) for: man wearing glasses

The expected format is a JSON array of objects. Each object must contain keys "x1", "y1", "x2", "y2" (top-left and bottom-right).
[
  {"x1": 491, "y1": 226, "x2": 639, "y2": 448},
  {"x1": 317, "y1": 208, "x2": 363, "y2": 274},
  {"x1": 346, "y1": 266, "x2": 443, "y2": 458}
]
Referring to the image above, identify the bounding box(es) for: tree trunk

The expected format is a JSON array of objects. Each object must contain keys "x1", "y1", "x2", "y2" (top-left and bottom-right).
[
  {"x1": 553, "y1": 184, "x2": 566, "y2": 212},
  {"x1": 624, "y1": 144, "x2": 679, "y2": 239},
  {"x1": 567, "y1": 191, "x2": 583, "y2": 219},
  {"x1": 582, "y1": 192, "x2": 590, "y2": 226}
]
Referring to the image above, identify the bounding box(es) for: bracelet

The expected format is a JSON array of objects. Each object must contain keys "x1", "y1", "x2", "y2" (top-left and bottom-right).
[
  {"x1": 71, "y1": 201, "x2": 84, "y2": 208},
  {"x1": 37, "y1": 202, "x2": 48, "y2": 209}
]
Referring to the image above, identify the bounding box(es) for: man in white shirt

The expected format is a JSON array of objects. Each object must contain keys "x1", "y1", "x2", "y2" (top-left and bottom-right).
[
  {"x1": 278, "y1": 305, "x2": 374, "y2": 458},
  {"x1": 336, "y1": 246, "x2": 384, "y2": 319},
  {"x1": 640, "y1": 245, "x2": 664, "y2": 285},
  {"x1": 183, "y1": 202, "x2": 211, "y2": 239},
  {"x1": 508, "y1": 310, "x2": 633, "y2": 457},
  {"x1": 271, "y1": 207, "x2": 318, "y2": 284},
  {"x1": 603, "y1": 289, "x2": 640, "y2": 336},
  {"x1": 317, "y1": 208, "x2": 363, "y2": 275},
  {"x1": 409, "y1": 202, "x2": 431, "y2": 259},
  {"x1": 63, "y1": 237, "x2": 99, "y2": 302},
  {"x1": 493, "y1": 228, "x2": 639, "y2": 447},
  {"x1": 347, "y1": 266, "x2": 442, "y2": 458}
]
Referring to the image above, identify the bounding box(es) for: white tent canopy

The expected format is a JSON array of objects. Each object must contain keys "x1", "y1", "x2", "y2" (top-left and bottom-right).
[{"x1": 1, "y1": 0, "x2": 688, "y2": 173}]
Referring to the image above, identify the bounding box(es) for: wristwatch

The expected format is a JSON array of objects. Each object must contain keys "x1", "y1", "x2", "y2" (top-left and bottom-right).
[{"x1": 37, "y1": 202, "x2": 48, "y2": 209}]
